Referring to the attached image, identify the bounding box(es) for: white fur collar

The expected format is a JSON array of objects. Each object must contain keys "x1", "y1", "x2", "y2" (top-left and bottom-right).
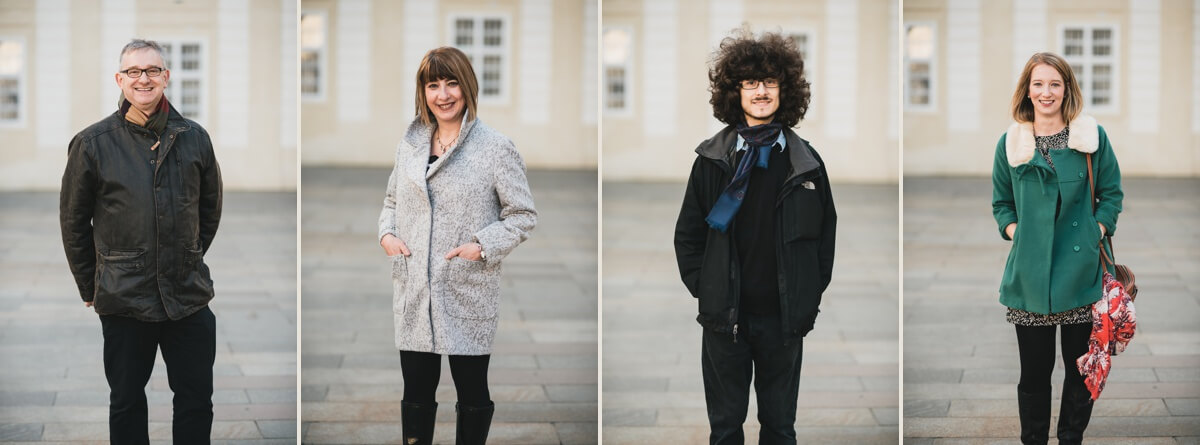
[{"x1": 1004, "y1": 114, "x2": 1098, "y2": 167}]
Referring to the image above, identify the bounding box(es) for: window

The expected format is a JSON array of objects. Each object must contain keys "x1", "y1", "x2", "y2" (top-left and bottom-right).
[
  {"x1": 785, "y1": 29, "x2": 816, "y2": 112},
  {"x1": 160, "y1": 40, "x2": 206, "y2": 122},
  {"x1": 449, "y1": 15, "x2": 509, "y2": 103},
  {"x1": 602, "y1": 26, "x2": 632, "y2": 115},
  {"x1": 301, "y1": 11, "x2": 327, "y2": 101},
  {"x1": 904, "y1": 22, "x2": 936, "y2": 111},
  {"x1": 0, "y1": 38, "x2": 24, "y2": 125},
  {"x1": 1061, "y1": 25, "x2": 1118, "y2": 112}
]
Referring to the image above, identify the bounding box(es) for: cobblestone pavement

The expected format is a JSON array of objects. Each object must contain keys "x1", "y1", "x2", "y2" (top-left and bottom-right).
[
  {"x1": 299, "y1": 168, "x2": 597, "y2": 444},
  {"x1": 0, "y1": 191, "x2": 298, "y2": 443},
  {"x1": 903, "y1": 177, "x2": 1200, "y2": 444},
  {"x1": 602, "y1": 181, "x2": 900, "y2": 444}
]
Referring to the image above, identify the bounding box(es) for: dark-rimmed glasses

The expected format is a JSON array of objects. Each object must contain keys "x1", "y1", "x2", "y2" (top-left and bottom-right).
[
  {"x1": 120, "y1": 67, "x2": 166, "y2": 78},
  {"x1": 740, "y1": 78, "x2": 780, "y2": 90}
]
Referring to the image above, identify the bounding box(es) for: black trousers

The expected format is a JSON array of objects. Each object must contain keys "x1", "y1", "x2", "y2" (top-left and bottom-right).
[
  {"x1": 100, "y1": 306, "x2": 216, "y2": 445},
  {"x1": 399, "y1": 351, "x2": 491, "y2": 406},
  {"x1": 701, "y1": 313, "x2": 804, "y2": 445}
]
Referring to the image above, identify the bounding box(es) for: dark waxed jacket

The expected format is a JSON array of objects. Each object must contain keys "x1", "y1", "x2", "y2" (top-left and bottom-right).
[
  {"x1": 674, "y1": 126, "x2": 836, "y2": 340},
  {"x1": 60, "y1": 104, "x2": 222, "y2": 322}
]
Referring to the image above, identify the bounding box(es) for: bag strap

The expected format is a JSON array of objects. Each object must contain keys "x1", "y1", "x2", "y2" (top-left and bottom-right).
[{"x1": 1086, "y1": 153, "x2": 1117, "y2": 267}]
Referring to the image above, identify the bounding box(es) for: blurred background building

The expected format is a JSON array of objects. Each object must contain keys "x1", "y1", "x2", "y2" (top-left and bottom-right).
[
  {"x1": 0, "y1": 0, "x2": 298, "y2": 191},
  {"x1": 299, "y1": 0, "x2": 598, "y2": 170},
  {"x1": 602, "y1": 0, "x2": 900, "y2": 183},
  {"x1": 904, "y1": 0, "x2": 1200, "y2": 176}
]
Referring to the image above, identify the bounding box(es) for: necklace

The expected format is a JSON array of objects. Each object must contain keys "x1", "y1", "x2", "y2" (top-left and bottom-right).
[{"x1": 436, "y1": 130, "x2": 458, "y2": 156}]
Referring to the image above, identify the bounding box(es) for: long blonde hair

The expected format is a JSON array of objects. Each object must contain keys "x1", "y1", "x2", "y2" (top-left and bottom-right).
[{"x1": 1010, "y1": 52, "x2": 1083, "y2": 123}]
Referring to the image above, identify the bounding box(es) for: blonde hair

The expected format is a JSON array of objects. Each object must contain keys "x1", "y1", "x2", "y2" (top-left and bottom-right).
[
  {"x1": 1010, "y1": 52, "x2": 1083, "y2": 123},
  {"x1": 414, "y1": 47, "x2": 479, "y2": 127}
]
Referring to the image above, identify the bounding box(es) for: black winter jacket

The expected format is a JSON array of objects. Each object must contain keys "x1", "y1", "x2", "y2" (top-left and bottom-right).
[
  {"x1": 60, "y1": 104, "x2": 222, "y2": 322},
  {"x1": 674, "y1": 126, "x2": 836, "y2": 340}
]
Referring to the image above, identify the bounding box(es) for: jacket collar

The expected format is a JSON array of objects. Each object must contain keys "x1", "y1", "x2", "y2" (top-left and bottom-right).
[
  {"x1": 402, "y1": 111, "x2": 479, "y2": 184},
  {"x1": 1004, "y1": 114, "x2": 1098, "y2": 167},
  {"x1": 695, "y1": 124, "x2": 821, "y2": 181}
]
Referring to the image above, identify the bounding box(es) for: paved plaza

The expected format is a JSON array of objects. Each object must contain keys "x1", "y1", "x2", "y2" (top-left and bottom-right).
[
  {"x1": 602, "y1": 181, "x2": 900, "y2": 444},
  {"x1": 0, "y1": 191, "x2": 298, "y2": 443},
  {"x1": 299, "y1": 168, "x2": 597, "y2": 444},
  {"x1": 903, "y1": 177, "x2": 1200, "y2": 444}
]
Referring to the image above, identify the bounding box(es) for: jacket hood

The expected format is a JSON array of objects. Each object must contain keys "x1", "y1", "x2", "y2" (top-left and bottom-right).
[
  {"x1": 694, "y1": 125, "x2": 821, "y2": 180},
  {"x1": 1005, "y1": 114, "x2": 1098, "y2": 167}
]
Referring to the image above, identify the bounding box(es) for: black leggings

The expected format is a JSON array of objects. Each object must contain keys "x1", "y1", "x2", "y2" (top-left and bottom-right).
[
  {"x1": 1015, "y1": 323, "x2": 1091, "y2": 394},
  {"x1": 399, "y1": 351, "x2": 491, "y2": 405}
]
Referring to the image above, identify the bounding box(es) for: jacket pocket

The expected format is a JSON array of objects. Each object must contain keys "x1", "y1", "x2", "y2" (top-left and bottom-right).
[
  {"x1": 390, "y1": 254, "x2": 408, "y2": 314},
  {"x1": 178, "y1": 245, "x2": 214, "y2": 303},
  {"x1": 443, "y1": 256, "x2": 501, "y2": 320},
  {"x1": 779, "y1": 186, "x2": 824, "y2": 242},
  {"x1": 95, "y1": 248, "x2": 150, "y2": 312}
]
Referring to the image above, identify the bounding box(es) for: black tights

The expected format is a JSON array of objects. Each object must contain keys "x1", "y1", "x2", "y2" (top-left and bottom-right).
[
  {"x1": 1015, "y1": 323, "x2": 1091, "y2": 394},
  {"x1": 399, "y1": 351, "x2": 491, "y2": 406}
]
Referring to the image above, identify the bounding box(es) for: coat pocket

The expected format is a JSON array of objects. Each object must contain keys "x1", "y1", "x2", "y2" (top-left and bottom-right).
[
  {"x1": 780, "y1": 187, "x2": 824, "y2": 242},
  {"x1": 178, "y1": 245, "x2": 215, "y2": 302},
  {"x1": 95, "y1": 248, "x2": 150, "y2": 312},
  {"x1": 443, "y1": 257, "x2": 501, "y2": 320},
  {"x1": 390, "y1": 254, "x2": 408, "y2": 314}
]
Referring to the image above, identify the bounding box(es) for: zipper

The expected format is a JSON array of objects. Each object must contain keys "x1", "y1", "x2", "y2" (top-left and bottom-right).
[{"x1": 732, "y1": 323, "x2": 738, "y2": 343}]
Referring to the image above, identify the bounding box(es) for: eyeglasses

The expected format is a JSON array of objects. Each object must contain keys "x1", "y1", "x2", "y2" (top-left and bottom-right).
[
  {"x1": 120, "y1": 67, "x2": 166, "y2": 78},
  {"x1": 740, "y1": 78, "x2": 780, "y2": 90}
]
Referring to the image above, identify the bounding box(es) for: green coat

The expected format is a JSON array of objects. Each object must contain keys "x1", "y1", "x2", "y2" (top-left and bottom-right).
[{"x1": 991, "y1": 115, "x2": 1123, "y2": 314}]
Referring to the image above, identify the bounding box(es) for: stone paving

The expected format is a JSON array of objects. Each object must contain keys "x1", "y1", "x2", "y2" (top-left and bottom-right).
[
  {"x1": 602, "y1": 181, "x2": 900, "y2": 444},
  {"x1": 0, "y1": 191, "x2": 298, "y2": 443},
  {"x1": 903, "y1": 177, "x2": 1200, "y2": 444},
  {"x1": 299, "y1": 167, "x2": 597, "y2": 444}
]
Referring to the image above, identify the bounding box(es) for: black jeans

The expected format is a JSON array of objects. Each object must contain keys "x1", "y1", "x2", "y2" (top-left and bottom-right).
[
  {"x1": 100, "y1": 306, "x2": 216, "y2": 445},
  {"x1": 701, "y1": 313, "x2": 804, "y2": 445},
  {"x1": 399, "y1": 351, "x2": 491, "y2": 406},
  {"x1": 1015, "y1": 322, "x2": 1094, "y2": 444}
]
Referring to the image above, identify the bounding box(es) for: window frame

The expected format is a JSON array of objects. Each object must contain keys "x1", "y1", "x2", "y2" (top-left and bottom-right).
[
  {"x1": 157, "y1": 37, "x2": 209, "y2": 125},
  {"x1": 301, "y1": 9, "x2": 328, "y2": 102},
  {"x1": 0, "y1": 36, "x2": 27, "y2": 128},
  {"x1": 445, "y1": 13, "x2": 513, "y2": 106},
  {"x1": 602, "y1": 24, "x2": 634, "y2": 118},
  {"x1": 1057, "y1": 23, "x2": 1120, "y2": 115},
  {"x1": 904, "y1": 21, "x2": 937, "y2": 113},
  {"x1": 783, "y1": 27, "x2": 817, "y2": 115}
]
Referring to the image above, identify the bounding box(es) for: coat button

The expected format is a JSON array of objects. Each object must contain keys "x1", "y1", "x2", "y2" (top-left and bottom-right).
[
  {"x1": 149, "y1": 159, "x2": 155, "y2": 164},
  {"x1": 1073, "y1": 245, "x2": 1080, "y2": 252},
  {"x1": 1072, "y1": 221, "x2": 1079, "y2": 227},
  {"x1": 1079, "y1": 172, "x2": 1085, "y2": 178}
]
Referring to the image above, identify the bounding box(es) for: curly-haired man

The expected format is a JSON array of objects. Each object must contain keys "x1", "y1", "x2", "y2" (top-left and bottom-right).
[{"x1": 674, "y1": 30, "x2": 836, "y2": 444}]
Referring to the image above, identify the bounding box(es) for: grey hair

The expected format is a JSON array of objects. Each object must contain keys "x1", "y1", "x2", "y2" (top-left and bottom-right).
[{"x1": 119, "y1": 39, "x2": 167, "y2": 68}]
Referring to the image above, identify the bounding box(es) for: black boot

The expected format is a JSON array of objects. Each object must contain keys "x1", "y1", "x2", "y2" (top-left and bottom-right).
[
  {"x1": 1057, "y1": 382, "x2": 1095, "y2": 445},
  {"x1": 401, "y1": 400, "x2": 437, "y2": 445},
  {"x1": 1017, "y1": 389, "x2": 1051, "y2": 444},
  {"x1": 455, "y1": 401, "x2": 495, "y2": 445}
]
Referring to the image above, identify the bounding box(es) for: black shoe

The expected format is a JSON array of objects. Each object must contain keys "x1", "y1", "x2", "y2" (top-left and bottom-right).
[
  {"x1": 455, "y1": 401, "x2": 495, "y2": 445},
  {"x1": 1057, "y1": 382, "x2": 1095, "y2": 445},
  {"x1": 401, "y1": 400, "x2": 438, "y2": 445},
  {"x1": 1017, "y1": 389, "x2": 1051, "y2": 445}
]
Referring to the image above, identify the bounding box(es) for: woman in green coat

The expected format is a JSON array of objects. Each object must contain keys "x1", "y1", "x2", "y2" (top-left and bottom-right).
[{"x1": 991, "y1": 52, "x2": 1123, "y2": 445}]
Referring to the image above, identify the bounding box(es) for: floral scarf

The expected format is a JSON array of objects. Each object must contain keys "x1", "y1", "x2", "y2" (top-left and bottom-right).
[{"x1": 1075, "y1": 271, "x2": 1137, "y2": 400}]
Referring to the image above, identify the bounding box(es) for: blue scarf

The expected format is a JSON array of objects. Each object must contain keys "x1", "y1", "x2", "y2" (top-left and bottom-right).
[{"x1": 705, "y1": 122, "x2": 783, "y2": 233}]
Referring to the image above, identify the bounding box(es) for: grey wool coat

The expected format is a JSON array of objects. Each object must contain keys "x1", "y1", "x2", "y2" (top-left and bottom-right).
[{"x1": 378, "y1": 115, "x2": 537, "y2": 355}]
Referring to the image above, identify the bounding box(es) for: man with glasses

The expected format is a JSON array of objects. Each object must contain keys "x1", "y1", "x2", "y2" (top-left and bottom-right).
[
  {"x1": 674, "y1": 30, "x2": 836, "y2": 444},
  {"x1": 60, "y1": 38, "x2": 221, "y2": 444}
]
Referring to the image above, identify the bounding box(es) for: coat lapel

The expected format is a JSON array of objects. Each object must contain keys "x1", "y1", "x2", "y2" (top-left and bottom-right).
[{"x1": 425, "y1": 111, "x2": 477, "y2": 180}]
